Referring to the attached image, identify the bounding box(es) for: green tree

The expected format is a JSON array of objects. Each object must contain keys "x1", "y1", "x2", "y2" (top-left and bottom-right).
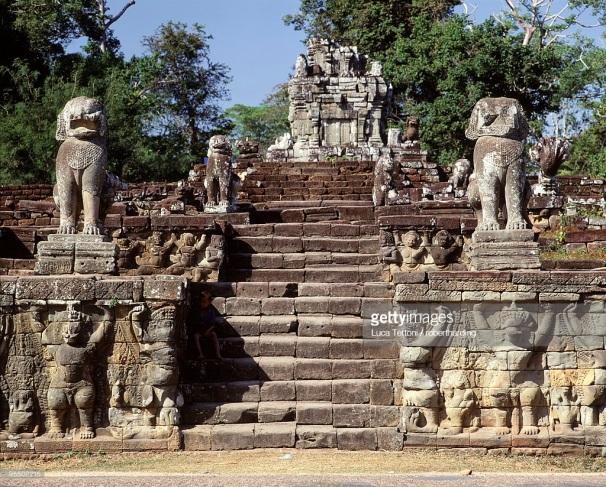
[
  {"x1": 142, "y1": 22, "x2": 232, "y2": 167},
  {"x1": 285, "y1": 0, "x2": 605, "y2": 166},
  {"x1": 225, "y1": 84, "x2": 290, "y2": 152},
  {"x1": 11, "y1": 0, "x2": 136, "y2": 57}
]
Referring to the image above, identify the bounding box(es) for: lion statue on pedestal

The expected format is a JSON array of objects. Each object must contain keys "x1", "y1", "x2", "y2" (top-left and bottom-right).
[
  {"x1": 54, "y1": 97, "x2": 108, "y2": 235},
  {"x1": 466, "y1": 97, "x2": 529, "y2": 231}
]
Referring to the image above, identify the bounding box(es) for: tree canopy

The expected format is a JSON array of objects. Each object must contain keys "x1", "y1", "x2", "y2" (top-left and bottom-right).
[
  {"x1": 284, "y1": 0, "x2": 606, "y2": 171},
  {"x1": 0, "y1": 2, "x2": 231, "y2": 184}
]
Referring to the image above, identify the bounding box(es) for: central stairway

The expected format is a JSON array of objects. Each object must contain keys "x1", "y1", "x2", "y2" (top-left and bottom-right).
[{"x1": 181, "y1": 216, "x2": 402, "y2": 451}]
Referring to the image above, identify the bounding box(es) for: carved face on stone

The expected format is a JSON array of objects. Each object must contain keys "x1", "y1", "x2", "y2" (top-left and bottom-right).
[
  {"x1": 181, "y1": 233, "x2": 196, "y2": 247},
  {"x1": 208, "y1": 135, "x2": 232, "y2": 155},
  {"x1": 402, "y1": 231, "x2": 421, "y2": 248},
  {"x1": 56, "y1": 96, "x2": 107, "y2": 141},
  {"x1": 465, "y1": 97, "x2": 529, "y2": 142},
  {"x1": 62, "y1": 320, "x2": 83, "y2": 345},
  {"x1": 150, "y1": 232, "x2": 163, "y2": 246},
  {"x1": 434, "y1": 230, "x2": 452, "y2": 248},
  {"x1": 236, "y1": 139, "x2": 260, "y2": 154}
]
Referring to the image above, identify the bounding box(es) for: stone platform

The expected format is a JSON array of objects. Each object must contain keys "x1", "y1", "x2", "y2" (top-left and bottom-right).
[
  {"x1": 470, "y1": 230, "x2": 541, "y2": 271},
  {"x1": 36, "y1": 234, "x2": 118, "y2": 275}
]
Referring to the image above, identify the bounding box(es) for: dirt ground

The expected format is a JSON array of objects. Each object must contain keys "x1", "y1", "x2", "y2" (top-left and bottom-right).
[{"x1": 1, "y1": 449, "x2": 606, "y2": 475}]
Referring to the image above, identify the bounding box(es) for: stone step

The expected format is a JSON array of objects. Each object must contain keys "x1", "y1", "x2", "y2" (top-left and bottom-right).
[
  {"x1": 230, "y1": 252, "x2": 380, "y2": 269},
  {"x1": 181, "y1": 401, "x2": 399, "y2": 429},
  {"x1": 231, "y1": 222, "x2": 379, "y2": 238},
  {"x1": 182, "y1": 424, "x2": 396, "y2": 451},
  {"x1": 248, "y1": 194, "x2": 373, "y2": 203},
  {"x1": 225, "y1": 265, "x2": 386, "y2": 283},
  {"x1": 230, "y1": 236, "x2": 380, "y2": 254},
  {"x1": 194, "y1": 281, "x2": 394, "y2": 300},
  {"x1": 220, "y1": 314, "x2": 366, "y2": 337}
]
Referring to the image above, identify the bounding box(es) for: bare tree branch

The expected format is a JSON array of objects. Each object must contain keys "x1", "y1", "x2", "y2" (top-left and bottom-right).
[{"x1": 107, "y1": 0, "x2": 136, "y2": 28}]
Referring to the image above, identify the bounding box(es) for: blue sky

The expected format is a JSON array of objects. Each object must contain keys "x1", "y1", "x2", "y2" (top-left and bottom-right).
[
  {"x1": 104, "y1": 0, "x2": 305, "y2": 107},
  {"x1": 99, "y1": 0, "x2": 603, "y2": 108}
]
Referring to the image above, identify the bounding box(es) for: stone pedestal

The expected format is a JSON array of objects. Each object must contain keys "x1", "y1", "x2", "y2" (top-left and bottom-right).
[
  {"x1": 470, "y1": 229, "x2": 540, "y2": 271},
  {"x1": 36, "y1": 234, "x2": 118, "y2": 275}
]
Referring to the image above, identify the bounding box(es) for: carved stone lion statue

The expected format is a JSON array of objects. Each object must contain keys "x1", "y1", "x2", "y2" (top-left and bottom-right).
[
  {"x1": 54, "y1": 97, "x2": 108, "y2": 235},
  {"x1": 466, "y1": 97, "x2": 529, "y2": 231},
  {"x1": 205, "y1": 135, "x2": 233, "y2": 211},
  {"x1": 449, "y1": 158, "x2": 472, "y2": 192}
]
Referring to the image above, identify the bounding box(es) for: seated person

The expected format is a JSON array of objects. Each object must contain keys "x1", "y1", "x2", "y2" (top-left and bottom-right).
[{"x1": 190, "y1": 291, "x2": 223, "y2": 360}]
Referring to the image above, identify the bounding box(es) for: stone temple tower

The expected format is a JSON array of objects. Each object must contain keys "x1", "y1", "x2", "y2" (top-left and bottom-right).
[{"x1": 267, "y1": 38, "x2": 392, "y2": 162}]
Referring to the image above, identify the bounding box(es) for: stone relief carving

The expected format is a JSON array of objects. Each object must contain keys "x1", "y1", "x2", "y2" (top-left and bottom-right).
[
  {"x1": 398, "y1": 231, "x2": 428, "y2": 271},
  {"x1": 381, "y1": 229, "x2": 464, "y2": 273},
  {"x1": 42, "y1": 304, "x2": 112, "y2": 439},
  {"x1": 430, "y1": 231, "x2": 463, "y2": 269},
  {"x1": 135, "y1": 232, "x2": 177, "y2": 275},
  {"x1": 108, "y1": 304, "x2": 182, "y2": 439},
  {"x1": 166, "y1": 233, "x2": 225, "y2": 282}
]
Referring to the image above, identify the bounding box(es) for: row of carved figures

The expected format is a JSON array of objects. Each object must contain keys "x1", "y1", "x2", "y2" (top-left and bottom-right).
[
  {"x1": 402, "y1": 357, "x2": 603, "y2": 436},
  {"x1": 381, "y1": 229, "x2": 464, "y2": 271},
  {"x1": 113, "y1": 231, "x2": 225, "y2": 280},
  {"x1": 0, "y1": 303, "x2": 181, "y2": 440}
]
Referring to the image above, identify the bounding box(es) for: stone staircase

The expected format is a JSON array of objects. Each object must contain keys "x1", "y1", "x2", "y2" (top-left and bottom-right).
[
  {"x1": 226, "y1": 222, "x2": 384, "y2": 283},
  {"x1": 180, "y1": 219, "x2": 401, "y2": 451},
  {"x1": 239, "y1": 161, "x2": 375, "y2": 204}
]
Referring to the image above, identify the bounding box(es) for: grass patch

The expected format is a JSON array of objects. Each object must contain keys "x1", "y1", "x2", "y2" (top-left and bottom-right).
[{"x1": 540, "y1": 248, "x2": 606, "y2": 261}]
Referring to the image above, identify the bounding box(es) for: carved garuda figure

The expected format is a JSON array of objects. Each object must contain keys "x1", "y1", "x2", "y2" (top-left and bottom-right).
[
  {"x1": 205, "y1": 135, "x2": 233, "y2": 212},
  {"x1": 466, "y1": 97, "x2": 529, "y2": 231},
  {"x1": 43, "y1": 304, "x2": 112, "y2": 439},
  {"x1": 55, "y1": 97, "x2": 108, "y2": 235}
]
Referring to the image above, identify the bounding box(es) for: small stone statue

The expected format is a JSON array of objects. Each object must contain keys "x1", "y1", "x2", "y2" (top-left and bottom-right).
[
  {"x1": 531, "y1": 136, "x2": 571, "y2": 196},
  {"x1": 399, "y1": 231, "x2": 428, "y2": 271},
  {"x1": 294, "y1": 54, "x2": 308, "y2": 77},
  {"x1": 466, "y1": 97, "x2": 529, "y2": 231},
  {"x1": 45, "y1": 305, "x2": 112, "y2": 439},
  {"x1": 449, "y1": 159, "x2": 472, "y2": 196},
  {"x1": 372, "y1": 150, "x2": 395, "y2": 206},
  {"x1": 236, "y1": 138, "x2": 260, "y2": 160},
  {"x1": 403, "y1": 117, "x2": 420, "y2": 148},
  {"x1": 135, "y1": 232, "x2": 177, "y2": 275},
  {"x1": 369, "y1": 61, "x2": 383, "y2": 77},
  {"x1": 54, "y1": 97, "x2": 108, "y2": 235},
  {"x1": 430, "y1": 231, "x2": 462, "y2": 269},
  {"x1": 188, "y1": 163, "x2": 205, "y2": 183},
  {"x1": 268, "y1": 133, "x2": 293, "y2": 152},
  {"x1": 205, "y1": 135, "x2": 233, "y2": 212},
  {"x1": 112, "y1": 229, "x2": 143, "y2": 271},
  {"x1": 193, "y1": 234, "x2": 225, "y2": 282}
]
